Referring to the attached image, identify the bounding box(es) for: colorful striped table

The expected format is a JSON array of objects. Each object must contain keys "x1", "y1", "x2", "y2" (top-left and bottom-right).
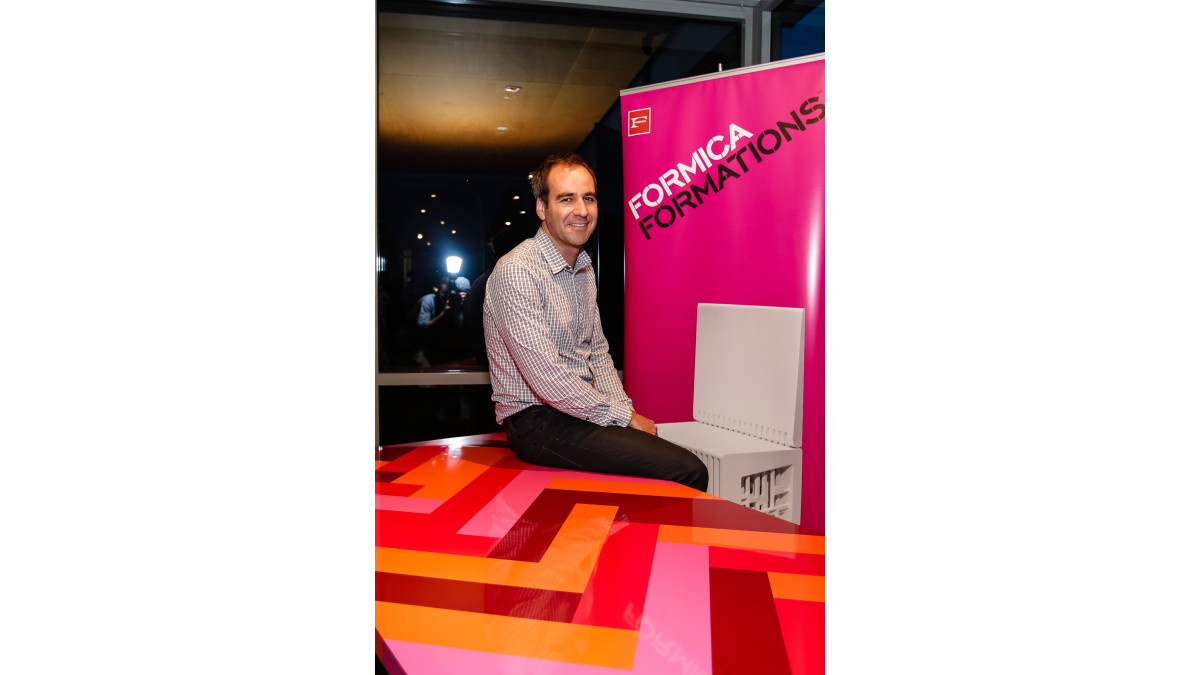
[{"x1": 376, "y1": 433, "x2": 824, "y2": 674}]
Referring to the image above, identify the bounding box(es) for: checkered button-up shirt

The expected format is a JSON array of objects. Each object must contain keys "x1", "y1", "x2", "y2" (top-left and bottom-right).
[{"x1": 483, "y1": 227, "x2": 634, "y2": 427}]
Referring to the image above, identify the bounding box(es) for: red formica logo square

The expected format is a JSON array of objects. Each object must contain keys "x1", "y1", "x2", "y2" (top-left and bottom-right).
[{"x1": 628, "y1": 108, "x2": 651, "y2": 136}]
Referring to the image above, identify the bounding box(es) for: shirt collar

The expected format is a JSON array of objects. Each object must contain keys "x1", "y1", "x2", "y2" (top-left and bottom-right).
[{"x1": 535, "y1": 226, "x2": 591, "y2": 274}]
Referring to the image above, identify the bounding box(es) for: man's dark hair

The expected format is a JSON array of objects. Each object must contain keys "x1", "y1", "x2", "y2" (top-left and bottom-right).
[{"x1": 529, "y1": 153, "x2": 597, "y2": 206}]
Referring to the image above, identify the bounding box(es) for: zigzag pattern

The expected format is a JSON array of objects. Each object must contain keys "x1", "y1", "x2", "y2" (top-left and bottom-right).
[{"x1": 376, "y1": 433, "x2": 824, "y2": 674}]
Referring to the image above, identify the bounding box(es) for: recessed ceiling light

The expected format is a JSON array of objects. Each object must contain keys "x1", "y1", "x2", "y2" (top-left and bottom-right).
[
  {"x1": 416, "y1": 233, "x2": 423, "y2": 239},
  {"x1": 451, "y1": 230, "x2": 457, "y2": 234},
  {"x1": 504, "y1": 86, "x2": 522, "y2": 93},
  {"x1": 430, "y1": 194, "x2": 436, "y2": 198},
  {"x1": 512, "y1": 196, "x2": 520, "y2": 200},
  {"x1": 496, "y1": 126, "x2": 508, "y2": 131},
  {"x1": 505, "y1": 221, "x2": 511, "y2": 226},
  {"x1": 519, "y1": 210, "x2": 526, "y2": 215},
  {"x1": 420, "y1": 209, "x2": 426, "y2": 213}
]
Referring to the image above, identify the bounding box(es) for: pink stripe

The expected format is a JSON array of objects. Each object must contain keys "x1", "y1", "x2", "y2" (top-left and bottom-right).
[
  {"x1": 631, "y1": 541, "x2": 712, "y2": 674},
  {"x1": 375, "y1": 494, "x2": 444, "y2": 514},
  {"x1": 455, "y1": 470, "x2": 554, "y2": 537},
  {"x1": 381, "y1": 639, "x2": 631, "y2": 675}
]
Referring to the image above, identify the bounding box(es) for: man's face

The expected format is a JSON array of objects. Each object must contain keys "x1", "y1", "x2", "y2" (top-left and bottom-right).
[{"x1": 536, "y1": 164, "x2": 597, "y2": 261}]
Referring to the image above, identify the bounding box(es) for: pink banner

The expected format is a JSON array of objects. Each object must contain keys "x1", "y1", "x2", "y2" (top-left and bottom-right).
[{"x1": 620, "y1": 57, "x2": 825, "y2": 532}]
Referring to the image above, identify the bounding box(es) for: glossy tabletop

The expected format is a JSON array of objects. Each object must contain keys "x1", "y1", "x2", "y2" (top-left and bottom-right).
[{"x1": 375, "y1": 433, "x2": 825, "y2": 674}]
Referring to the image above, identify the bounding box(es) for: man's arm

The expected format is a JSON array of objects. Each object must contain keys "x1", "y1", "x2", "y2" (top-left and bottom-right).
[
  {"x1": 487, "y1": 263, "x2": 633, "y2": 427},
  {"x1": 583, "y1": 281, "x2": 660, "y2": 434},
  {"x1": 587, "y1": 300, "x2": 633, "y2": 409}
]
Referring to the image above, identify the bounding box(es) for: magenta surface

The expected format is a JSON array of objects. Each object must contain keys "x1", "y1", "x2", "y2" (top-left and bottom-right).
[{"x1": 619, "y1": 58, "x2": 825, "y2": 532}]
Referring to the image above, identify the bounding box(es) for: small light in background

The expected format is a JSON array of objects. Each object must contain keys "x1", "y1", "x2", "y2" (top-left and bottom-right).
[
  {"x1": 430, "y1": 194, "x2": 437, "y2": 198},
  {"x1": 446, "y1": 256, "x2": 462, "y2": 274},
  {"x1": 416, "y1": 233, "x2": 423, "y2": 239},
  {"x1": 496, "y1": 126, "x2": 508, "y2": 131},
  {"x1": 512, "y1": 195, "x2": 520, "y2": 200},
  {"x1": 504, "y1": 221, "x2": 511, "y2": 226},
  {"x1": 503, "y1": 86, "x2": 522, "y2": 93},
  {"x1": 519, "y1": 210, "x2": 526, "y2": 215},
  {"x1": 451, "y1": 230, "x2": 457, "y2": 234}
]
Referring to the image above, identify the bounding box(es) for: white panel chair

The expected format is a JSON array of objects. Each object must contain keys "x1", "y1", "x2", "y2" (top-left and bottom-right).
[{"x1": 658, "y1": 303, "x2": 805, "y2": 524}]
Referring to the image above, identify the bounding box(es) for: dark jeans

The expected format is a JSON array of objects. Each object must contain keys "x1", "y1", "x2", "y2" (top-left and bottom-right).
[{"x1": 503, "y1": 405, "x2": 708, "y2": 492}]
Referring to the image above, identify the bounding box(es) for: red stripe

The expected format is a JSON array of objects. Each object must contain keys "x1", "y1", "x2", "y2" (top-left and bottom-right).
[
  {"x1": 774, "y1": 597, "x2": 825, "y2": 674},
  {"x1": 493, "y1": 455, "x2": 530, "y2": 470},
  {"x1": 487, "y1": 488, "x2": 801, "y2": 564},
  {"x1": 709, "y1": 546, "x2": 825, "y2": 576},
  {"x1": 375, "y1": 571, "x2": 582, "y2": 623},
  {"x1": 375, "y1": 482, "x2": 421, "y2": 497},
  {"x1": 485, "y1": 488, "x2": 578, "y2": 562},
  {"x1": 570, "y1": 520, "x2": 658, "y2": 630},
  {"x1": 709, "y1": 567, "x2": 793, "y2": 675},
  {"x1": 375, "y1": 516, "x2": 498, "y2": 556},
  {"x1": 374, "y1": 464, "x2": 520, "y2": 556}
]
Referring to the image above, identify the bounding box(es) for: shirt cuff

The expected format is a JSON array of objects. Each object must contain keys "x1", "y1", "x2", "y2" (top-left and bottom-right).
[{"x1": 609, "y1": 403, "x2": 634, "y2": 428}]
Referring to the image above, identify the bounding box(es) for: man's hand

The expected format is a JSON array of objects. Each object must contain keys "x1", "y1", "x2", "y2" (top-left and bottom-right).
[{"x1": 628, "y1": 411, "x2": 657, "y2": 436}]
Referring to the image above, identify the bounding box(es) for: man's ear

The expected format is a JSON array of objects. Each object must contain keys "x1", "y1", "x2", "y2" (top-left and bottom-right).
[{"x1": 535, "y1": 199, "x2": 546, "y2": 222}]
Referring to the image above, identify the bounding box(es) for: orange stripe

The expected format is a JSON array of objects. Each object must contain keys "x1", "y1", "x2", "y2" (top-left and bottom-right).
[
  {"x1": 392, "y1": 445, "x2": 508, "y2": 499},
  {"x1": 375, "y1": 461, "x2": 389, "y2": 469},
  {"x1": 658, "y1": 524, "x2": 825, "y2": 555},
  {"x1": 375, "y1": 503, "x2": 617, "y2": 593},
  {"x1": 376, "y1": 601, "x2": 638, "y2": 668},
  {"x1": 767, "y1": 572, "x2": 825, "y2": 603},
  {"x1": 546, "y1": 477, "x2": 722, "y2": 499}
]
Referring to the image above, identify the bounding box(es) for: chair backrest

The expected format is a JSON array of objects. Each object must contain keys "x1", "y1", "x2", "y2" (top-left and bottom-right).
[{"x1": 692, "y1": 303, "x2": 805, "y2": 447}]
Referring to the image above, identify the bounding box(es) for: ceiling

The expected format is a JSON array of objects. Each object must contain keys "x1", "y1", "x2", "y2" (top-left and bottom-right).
[
  {"x1": 376, "y1": 0, "x2": 821, "y2": 176},
  {"x1": 377, "y1": 12, "x2": 669, "y2": 173},
  {"x1": 374, "y1": 0, "x2": 808, "y2": 174}
]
